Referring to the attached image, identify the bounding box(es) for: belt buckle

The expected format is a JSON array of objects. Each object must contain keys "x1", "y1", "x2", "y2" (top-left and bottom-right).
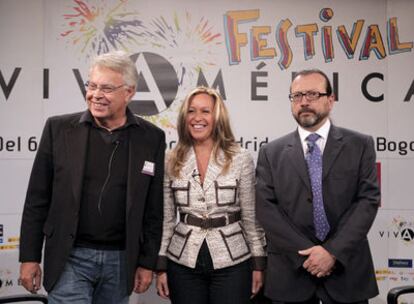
[
  {"x1": 224, "y1": 214, "x2": 229, "y2": 226},
  {"x1": 201, "y1": 215, "x2": 211, "y2": 229}
]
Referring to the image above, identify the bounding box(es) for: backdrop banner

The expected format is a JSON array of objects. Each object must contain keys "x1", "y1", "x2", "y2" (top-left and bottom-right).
[{"x1": 1, "y1": 0, "x2": 414, "y2": 303}]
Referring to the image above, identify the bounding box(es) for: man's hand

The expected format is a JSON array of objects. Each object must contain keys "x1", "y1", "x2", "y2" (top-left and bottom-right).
[
  {"x1": 156, "y1": 272, "x2": 170, "y2": 299},
  {"x1": 20, "y1": 262, "x2": 42, "y2": 294},
  {"x1": 133, "y1": 267, "x2": 153, "y2": 293},
  {"x1": 298, "y1": 245, "x2": 335, "y2": 277},
  {"x1": 251, "y1": 270, "x2": 264, "y2": 298}
]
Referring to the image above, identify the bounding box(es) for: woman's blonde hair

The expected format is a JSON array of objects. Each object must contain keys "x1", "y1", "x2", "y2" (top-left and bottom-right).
[{"x1": 169, "y1": 86, "x2": 238, "y2": 178}]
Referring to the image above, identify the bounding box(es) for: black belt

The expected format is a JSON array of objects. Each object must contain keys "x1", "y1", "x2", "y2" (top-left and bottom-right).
[{"x1": 179, "y1": 212, "x2": 241, "y2": 229}]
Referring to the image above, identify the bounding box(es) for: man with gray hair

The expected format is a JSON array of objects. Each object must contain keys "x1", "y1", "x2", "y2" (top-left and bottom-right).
[{"x1": 19, "y1": 51, "x2": 165, "y2": 303}]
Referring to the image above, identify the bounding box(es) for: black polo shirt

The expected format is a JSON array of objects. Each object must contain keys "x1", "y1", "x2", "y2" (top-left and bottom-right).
[{"x1": 75, "y1": 109, "x2": 138, "y2": 250}]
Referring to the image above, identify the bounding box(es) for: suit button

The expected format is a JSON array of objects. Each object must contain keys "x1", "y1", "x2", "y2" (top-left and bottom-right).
[
  {"x1": 69, "y1": 234, "x2": 75, "y2": 239},
  {"x1": 198, "y1": 197, "x2": 205, "y2": 202},
  {"x1": 307, "y1": 198, "x2": 312, "y2": 203}
]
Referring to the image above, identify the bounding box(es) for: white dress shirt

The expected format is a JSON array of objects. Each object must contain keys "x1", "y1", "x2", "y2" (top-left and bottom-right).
[{"x1": 297, "y1": 119, "x2": 331, "y2": 155}]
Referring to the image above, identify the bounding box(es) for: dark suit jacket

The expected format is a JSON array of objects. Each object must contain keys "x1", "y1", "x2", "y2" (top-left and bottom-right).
[
  {"x1": 19, "y1": 110, "x2": 165, "y2": 294},
  {"x1": 256, "y1": 125, "x2": 380, "y2": 302}
]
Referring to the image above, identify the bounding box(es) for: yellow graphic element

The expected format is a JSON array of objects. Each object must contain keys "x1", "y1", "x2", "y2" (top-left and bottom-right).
[
  {"x1": 225, "y1": 9, "x2": 260, "y2": 63},
  {"x1": 0, "y1": 244, "x2": 18, "y2": 250},
  {"x1": 388, "y1": 17, "x2": 413, "y2": 53},
  {"x1": 295, "y1": 24, "x2": 318, "y2": 59},
  {"x1": 376, "y1": 269, "x2": 393, "y2": 275},
  {"x1": 277, "y1": 19, "x2": 293, "y2": 69},
  {"x1": 337, "y1": 20, "x2": 364, "y2": 56},
  {"x1": 361, "y1": 25, "x2": 386, "y2": 59},
  {"x1": 251, "y1": 26, "x2": 276, "y2": 59}
]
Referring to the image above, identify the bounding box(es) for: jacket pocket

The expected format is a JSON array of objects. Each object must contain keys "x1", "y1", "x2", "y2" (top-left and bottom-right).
[
  {"x1": 219, "y1": 223, "x2": 250, "y2": 261},
  {"x1": 170, "y1": 180, "x2": 190, "y2": 206},
  {"x1": 214, "y1": 180, "x2": 238, "y2": 206},
  {"x1": 167, "y1": 222, "x2": 192, "y2": 259}
]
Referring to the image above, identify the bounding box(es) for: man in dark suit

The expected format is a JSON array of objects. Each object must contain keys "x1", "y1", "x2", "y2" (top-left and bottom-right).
[
  {"x1": 19, "y1": 51, "x2": 165, "y2": 303},
  {"x1": 256, "y1": 69, "x2": 380, "y2": 304}
]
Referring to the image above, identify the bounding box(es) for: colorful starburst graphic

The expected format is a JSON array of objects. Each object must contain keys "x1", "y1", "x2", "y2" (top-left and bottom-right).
[
  {"x1": 137, "y1": 11, "x2": 222, "y2": 129},
  {"x1": 144, "y1": 12, "x2": 222, "y2": 86},
  {"x1": 61, "y1": 0, "x2": 147, "y2": 59},
  {"x1": 60, "y1": 0, "x2": 223, "y2": 131}
]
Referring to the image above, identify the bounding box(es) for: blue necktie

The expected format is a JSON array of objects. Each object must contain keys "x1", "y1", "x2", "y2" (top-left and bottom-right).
[{"x1": 306, "y1": 133, "x2": 330, "y2": 241}]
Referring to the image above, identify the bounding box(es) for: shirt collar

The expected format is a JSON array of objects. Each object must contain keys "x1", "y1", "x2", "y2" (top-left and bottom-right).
[
  {"x1": 79, "y1": 107, "x2": 139, "y2": 130},
  {"x1": 297, "y1": 118, "x2": 331, "y2": 143}
]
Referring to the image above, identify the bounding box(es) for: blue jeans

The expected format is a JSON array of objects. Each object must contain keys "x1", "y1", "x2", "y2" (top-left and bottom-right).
[
  {"x1": 167, "y1": 241, "x2": 252, "y2": 304},
  {"x1": 48, "y1": 247, "x2": 128, "y2": 304}
]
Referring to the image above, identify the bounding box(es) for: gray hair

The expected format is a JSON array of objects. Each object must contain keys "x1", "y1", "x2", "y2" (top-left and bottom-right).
[{"x1": 90, "y1": 51, "x2": 139, "y2": 88}]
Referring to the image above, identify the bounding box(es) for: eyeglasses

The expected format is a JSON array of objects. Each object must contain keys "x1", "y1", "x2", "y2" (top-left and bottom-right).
[
  {"x1": 84, "y1": 81, "x2": 126, "y2": 94},
  {"x1": 289, "y1": 91, "x2": 330, "y2": 103}
]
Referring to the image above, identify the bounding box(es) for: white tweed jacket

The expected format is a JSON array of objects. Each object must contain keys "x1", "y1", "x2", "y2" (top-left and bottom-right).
[{"x1": 158, "y1": 147, "x2": 266, "y2": 270}]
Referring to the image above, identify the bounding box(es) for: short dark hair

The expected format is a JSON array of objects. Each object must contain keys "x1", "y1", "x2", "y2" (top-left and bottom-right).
[{"x1": 291, "y1": 69, "x2": 332, "y2": 96}]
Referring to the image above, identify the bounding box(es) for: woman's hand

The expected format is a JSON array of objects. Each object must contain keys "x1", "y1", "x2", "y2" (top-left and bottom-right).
[
  {"x1": 156, "y1": 272, "x2": 170, "y2": 299},
  {"x1": 251, "y1": 270, "x2": 264, "y2": 298}
]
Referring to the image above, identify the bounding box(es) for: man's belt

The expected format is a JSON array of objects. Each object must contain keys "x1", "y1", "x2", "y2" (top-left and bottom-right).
[{"x1": 179, "y1": 211, "x2": 241, "y2": 229}]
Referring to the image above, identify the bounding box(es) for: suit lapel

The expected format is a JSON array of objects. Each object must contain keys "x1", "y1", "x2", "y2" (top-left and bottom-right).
[
  {"x1": 287, "y1": 131, "x2": 311, "y2": 191},
  {"x1": 180, "y1": 149, "x2": 204, "y2": 193},
  {"x1": 182, "y1": 148, "x2": 197, "y2": 180},
  {"x1": 323, "y1": 125, "x2": 344, "y2": 180},
  {"x1": 65, "y1": 117, "x2": 89, "y2": 211},
  {"x1": 126, "y1": 124, "x2": 149, "y2": 214},
  {"x1": 202, "y1": 149, "x2": 224, "y2": 192},
  {"x1": 182, "y1": 148, "x2": 221, "y2": 193}
]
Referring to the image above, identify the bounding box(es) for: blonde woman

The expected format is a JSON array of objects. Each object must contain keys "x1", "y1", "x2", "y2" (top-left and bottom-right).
[{"x1": 156, "y1": 87, "x2": 266, "y2": 304}]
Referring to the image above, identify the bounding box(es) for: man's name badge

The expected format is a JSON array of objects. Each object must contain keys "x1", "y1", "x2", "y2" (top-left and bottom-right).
[{"x1": 142, "y1": 161, "x2": 155, "y2": 176}]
